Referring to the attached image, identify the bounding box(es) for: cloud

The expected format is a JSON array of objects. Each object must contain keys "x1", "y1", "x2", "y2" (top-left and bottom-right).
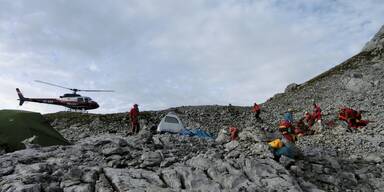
[{"x1": 0, "y1": 0, "x2": 383, "y2": 113}]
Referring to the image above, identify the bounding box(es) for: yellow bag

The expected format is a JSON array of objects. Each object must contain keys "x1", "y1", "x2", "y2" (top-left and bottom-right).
[{"x1": 268, "y1": 139, "x2": 283, "y2": 149}]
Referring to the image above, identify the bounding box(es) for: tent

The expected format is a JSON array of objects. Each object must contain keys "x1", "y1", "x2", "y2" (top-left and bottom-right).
[
  {"x1": 0, "y1": 110, "x2": 70, "y2": 152},
  {"x1": 157, "y1": 112, "x2": 184, "y2": 133}
]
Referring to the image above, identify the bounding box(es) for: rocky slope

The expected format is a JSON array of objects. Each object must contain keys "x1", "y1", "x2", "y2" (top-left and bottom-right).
[
  {"x1": 1, "y1": 25, "x2": 384, "y2": 192},
  {"x1": 0, "y1": 127, "x2": 312, "y2": 192}
]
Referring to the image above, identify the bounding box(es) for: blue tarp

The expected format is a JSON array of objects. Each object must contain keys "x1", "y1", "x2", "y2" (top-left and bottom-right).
[
  {"x1": 178, "y1": 128, "x2": 195, "y2": 137},
  {"x1": 192, "y1": 128, "x2": 214, "y2": 139},
  {"x1": 179, "y1": 128, "x2": 214, "y2": 139}
]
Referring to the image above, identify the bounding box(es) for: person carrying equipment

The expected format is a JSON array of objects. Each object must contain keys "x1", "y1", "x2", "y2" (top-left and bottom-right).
[
  {"x1": 279, "y1": 120, "x2": 297, "y2": 143},
  {"x1": 268, "y1": 137, "x2": 301, "y2": 161},
  {"x1": 130, "y1": 104, "x2": 140, "y2": 134},
  {"x1": 252, "y1": 102, "x2": 262, "y2": 122}
]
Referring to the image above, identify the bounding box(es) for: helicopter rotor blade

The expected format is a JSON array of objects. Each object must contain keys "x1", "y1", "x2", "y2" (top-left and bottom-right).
[
  {"x1": 35, "y1": 80, "x2": 73, "y2": 90},
  {"x1": 79, "y1": 90, "x2": 115, "y2": 92},
  {"x1": 35, "y1": 80, "x2": 114, "y2": 93}
]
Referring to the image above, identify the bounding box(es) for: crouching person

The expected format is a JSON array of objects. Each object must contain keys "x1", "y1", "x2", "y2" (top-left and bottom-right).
[
  {"x1": 338, "y1": 106, "x2": 369, "y2": 130},
  {"x1": 268, "y1": 137, "x2": 301, "y2": 161}
]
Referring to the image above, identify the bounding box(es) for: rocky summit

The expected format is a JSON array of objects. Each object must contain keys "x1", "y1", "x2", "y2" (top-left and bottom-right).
[{"x1": 1, "y1": 25, "x2": 384, "y2": 192}]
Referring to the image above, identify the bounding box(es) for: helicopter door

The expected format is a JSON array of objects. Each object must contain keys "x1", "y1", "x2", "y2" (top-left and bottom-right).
[{"x1": 77, "y1": 98, "x2": 84, "y2": 102}]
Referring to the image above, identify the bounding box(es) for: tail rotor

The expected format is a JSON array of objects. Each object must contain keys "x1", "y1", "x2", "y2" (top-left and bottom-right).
[{"x1": 16, "y1": 88, "x2": 25, "y2": 106}]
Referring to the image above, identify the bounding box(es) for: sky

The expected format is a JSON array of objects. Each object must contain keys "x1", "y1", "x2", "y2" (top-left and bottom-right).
[{"x1": 0, "y1": 0, "x2": 383, "y2": 114}]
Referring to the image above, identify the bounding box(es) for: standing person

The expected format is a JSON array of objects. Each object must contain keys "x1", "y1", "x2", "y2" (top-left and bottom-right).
[
  {"x1": 284, "y1": 108, "x2": 294, "y2": 124},
  {"x1": 252, "y1": 102, "x2": 262, "y2": 122},
  {"x1": 312, "y1": 103, "x2": 322, "y2": 121},
  {"x1": 130, "y1": 104, "x2": 140, "y2": 135},
  {"x1": 312, "y1": 103, "x2": 323, "y2": 133},
  {"x1": 229, "y1": 126, "x2": 239, "y2": 141}
]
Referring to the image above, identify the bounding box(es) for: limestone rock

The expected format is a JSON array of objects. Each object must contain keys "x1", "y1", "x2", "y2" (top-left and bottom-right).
[
  {"x1": 140, "y1": 151, "x2": 163, "y2": 167},
  {"x1": 363, "y1": 25, "x2": 384, "y2": 52},
  {"x1": 103, "y1": 168, "x2": 165, "y2": 190},
  {"x1": 345, "y1": 77, "x2": 372, "y2": 92},
  {"x1": 285, "y1": 83, "x2": 300, "y2": 93}
]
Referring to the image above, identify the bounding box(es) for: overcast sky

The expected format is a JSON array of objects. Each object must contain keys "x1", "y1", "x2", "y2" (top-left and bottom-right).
[{"x1": 1, "y1": 0, "x2": 383, "y2": 114}]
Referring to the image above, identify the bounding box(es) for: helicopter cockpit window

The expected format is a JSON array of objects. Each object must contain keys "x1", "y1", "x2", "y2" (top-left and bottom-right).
[
  {"x1": 84, "y1": 97, "x2": 90, "y2": 102},
  {"x1": 77, "y1": 98, "x2": 84, "y2": 102}
]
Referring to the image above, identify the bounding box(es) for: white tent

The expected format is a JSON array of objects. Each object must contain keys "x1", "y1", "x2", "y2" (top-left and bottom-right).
[{"x1": 157, "y1": 112, "x2": 184, "y2": 133}]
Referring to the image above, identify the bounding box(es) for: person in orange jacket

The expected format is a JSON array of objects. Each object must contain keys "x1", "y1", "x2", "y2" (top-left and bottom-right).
[
  {"x1": 130, "y1": 104, "x2": 140, "y2": 134},
  {"x1": 252, "y1": 102, "x2": 262, "y2": 122}
]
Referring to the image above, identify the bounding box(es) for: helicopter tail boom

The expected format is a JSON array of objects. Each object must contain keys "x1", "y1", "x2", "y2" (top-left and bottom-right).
[{"x1": 16, "y1": 88, "x2": 26, "y2": 106}]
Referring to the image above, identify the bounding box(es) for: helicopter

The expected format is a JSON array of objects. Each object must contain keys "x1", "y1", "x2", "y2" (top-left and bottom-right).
[{"x1": 16, "y1": 80, "x2": 114, "y2": 111}]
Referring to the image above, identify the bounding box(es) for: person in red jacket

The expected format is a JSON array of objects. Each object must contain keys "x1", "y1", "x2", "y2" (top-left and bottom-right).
[
  {"x1": 252, "y1": 102, "x2": 262, "y2": 122},
  {"x1": 312, "y1": 103, "x2": 322, "y2": 121},
  {"x1": 304, "y1": 112, "x2": 315, "y2": 128},
  {"x1": 348, "y1": 110, "x2": 369, "y2": 128},
  {"x1": 338, "y1": 107, "x2": 349, "y2": 121},
  {"x1": 338, "y1": 107, "x2": 369, "y2": 129},
  {"x1": 229, "y1": 126, "x2": 239, "y2": 141},
  {"x1": 130, "y1": 104, "x2": 140, "y2": 134},
  {"x1": 296, "y1": 117, "x2": 312, "y2": 135},
  {"x1": 279, "y1": 120, "x2": 297, "y2": 142}
]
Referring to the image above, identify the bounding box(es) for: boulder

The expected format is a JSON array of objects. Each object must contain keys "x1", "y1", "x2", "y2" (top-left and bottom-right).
[
  {"x1": 11, "y1": 183, "x2": 41, "y2": 192},
  {"x1": 285, "y1": 83, "x2": 300, "y2": 93},
  {"x1": 95, "y1": 174, "x2": 114, "y2": 192},
  {"x1": 160, "y1": 169, "x2": 183, "y2": 189},
  {"x1": 103, "y1": 168, "x2": 165, "y2": 190},
  {"x1": 224, "y1": 141, "x2": 239, "y2": 152},
  {"x1": 140, "y1": 151, "x2": 163, "y2": 167},
  {"x1": 175, "y1": 166, "x2": 221, "y2": 191},
  {"x1": 63, "y1": 184, "x2": 92, "y2": 192},
  {"x1": 345, "y1": 77, "x2": 372, "y2": 92},
  {"x1": 215, "y1": 128, "x2": 230, "y2": 144}
]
